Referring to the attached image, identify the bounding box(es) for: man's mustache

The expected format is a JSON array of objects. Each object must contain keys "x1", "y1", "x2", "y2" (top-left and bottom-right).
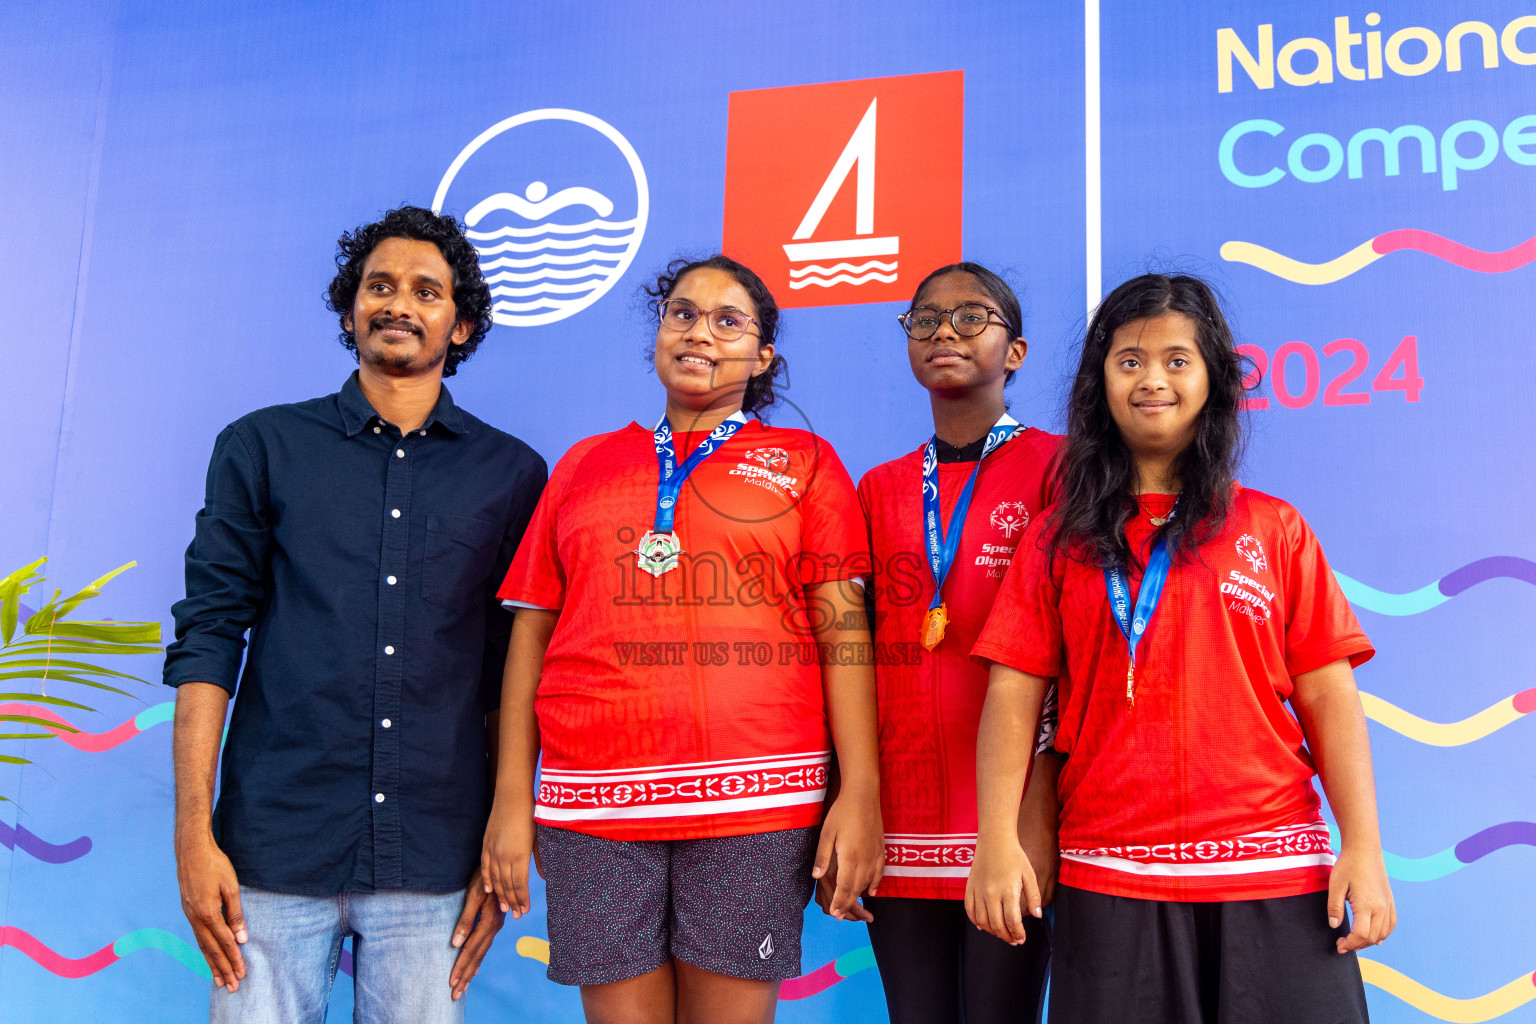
[{"x1": 369, "y1": 316, "x2": 422, "y2": 336}]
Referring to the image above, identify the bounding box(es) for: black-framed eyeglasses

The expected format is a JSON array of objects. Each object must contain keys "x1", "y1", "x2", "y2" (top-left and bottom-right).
[
  {"x1": 657, "y1": 299, "x2": 759, "y2": 342},
  {"x1": 897, "y1": 303, "x2": 1016, "y2": 340}
]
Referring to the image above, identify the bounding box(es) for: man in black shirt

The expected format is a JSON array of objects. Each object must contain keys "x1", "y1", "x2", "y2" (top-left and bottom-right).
[{"x1": 166, "y1": 206, "x2": 546, "y2": 1023}]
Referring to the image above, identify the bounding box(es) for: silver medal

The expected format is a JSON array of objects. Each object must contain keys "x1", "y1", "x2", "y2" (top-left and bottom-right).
[{"x1": 635, "y1": 530, "x2": 682, "y2": 577}]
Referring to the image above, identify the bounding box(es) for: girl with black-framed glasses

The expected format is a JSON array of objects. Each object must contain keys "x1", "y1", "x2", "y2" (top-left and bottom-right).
[{"x1": 855, "y1": 262, "x2": 1063, "y2": 1023}]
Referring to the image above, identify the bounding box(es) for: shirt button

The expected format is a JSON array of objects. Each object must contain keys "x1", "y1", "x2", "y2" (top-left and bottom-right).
[
  {"x1": 418, "y1": 429, "x2": 427, "y2": 436},
  {"x1": 386, "y1": 575, "x2": 397, "y2": 585},
  {"x1": 384, "y1": 645, "x2": 395, "y2": 655},
  {"x1": 382, "y1": 718, "x2": 392, "y2": 728},
  {"x1": 375, "y1": 793, "x2": 385, "y2": 803},
  {"x1": 391, "y1": 509, "x2": 401, "y2": 518},
  {"x1": 372, "y1": 426, "x2": 381, "y2": 434},
  {"x1": 395, "y1": 449, "x2": 405, "y2": 458}
]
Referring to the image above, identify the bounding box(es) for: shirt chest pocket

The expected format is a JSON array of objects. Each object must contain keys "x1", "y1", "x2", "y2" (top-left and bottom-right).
[{"x1": 422, "y1": 514, "x2": 501, "y2": 612}]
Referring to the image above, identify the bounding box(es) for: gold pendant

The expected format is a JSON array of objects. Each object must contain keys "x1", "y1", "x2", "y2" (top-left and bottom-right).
[
  {"x1": 1149, "y1": 516, "x2": 1168, "y2": 526},
  {"x1": 921, "y1": 603, "x2": 949, "y2": 651},
  {"x1": 1125, "y1": 662, "x2": 1136, "y2": 708}
]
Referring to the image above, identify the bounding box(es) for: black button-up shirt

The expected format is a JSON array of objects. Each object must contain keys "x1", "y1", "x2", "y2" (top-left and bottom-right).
[{"x1": 164, "y1": 372, "x2": 546, "y2": 895}]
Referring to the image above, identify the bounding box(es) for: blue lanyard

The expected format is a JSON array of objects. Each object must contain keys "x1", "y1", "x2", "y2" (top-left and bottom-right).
[
  {"x1": 921, "y1": 415, "x2": 1019, "y2": 610},
  {"x1": 1103, "y1": 505, "x2": 1176, "y2": 707},
  {"x1": 652, "y1": 411, "x2": 747, "y2": 533}
]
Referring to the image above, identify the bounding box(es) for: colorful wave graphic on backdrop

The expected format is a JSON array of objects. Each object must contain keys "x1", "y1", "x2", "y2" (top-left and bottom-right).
[
  {"x1": 0, "y1": 926, "x2": 209, "y2": 980},
  {"x1": 0, "y1": 700, "x2": 172, "y2": 751},
  {"x1": 1327, "y1": 822, "x2": 1536, "y2": 883},
  {"x1": 1334, "y1": 557, "x2": 1536, "y2": 617},
  {"x1": 1361, "y1": 688, "x2": 1536, "y2": 746},
  {"x1": 0, "y1": 820, "x2": 91, "y2": 863},
  {"x1": 1221, "y1": 230, "x2": 1536, "y2": 284}
]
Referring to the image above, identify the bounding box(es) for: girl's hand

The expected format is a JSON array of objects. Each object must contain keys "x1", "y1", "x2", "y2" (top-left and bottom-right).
[
  {"x1": 479, "y1": 801, "x2": 538, "y2": 920},
  {"x1": 965, "y1": 836, "x2": 1041, "y2": 945},
  {"x1": 812, "y1": 789, "x2": 884, "y2": 922},
  {"x1": 1328, "y1": 844, "x2": 1396, "y2": 952},
  {"x1": 1017, "y1": 814, "x2": 1059, "y2": 909}
]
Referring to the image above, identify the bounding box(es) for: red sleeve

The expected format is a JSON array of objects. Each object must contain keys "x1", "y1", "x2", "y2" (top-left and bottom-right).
[
  {"x1": 1041, "y1": 434, "x2": 1066, "y2": 508},
  {"x1": 797, "y1": 436, "x2": 869, "y2": 586},
  {"x1": 497, "y1": 435, "x2": 604, "y2": 610},
  {"x1": 971, "y1": 516, "x2": 1064, "y2": 677},
  {"x1": 1279, "y1": 505, "x2": 1375, "y2": 676}
]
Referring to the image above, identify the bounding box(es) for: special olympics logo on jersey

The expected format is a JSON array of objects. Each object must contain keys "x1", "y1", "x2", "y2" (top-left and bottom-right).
[
  {"x1": 990, "y1": 501, "x2": 1030, "y2": 538},
  {"x1": 433, "y1": 109, "x2": 649, "y2": 327},
  {"x1": 745, "y1": 448, "x2": 790, "y2": 473},
  {"x1": 1236, "y1": 534, "x2": 1268, "y2": 573}
]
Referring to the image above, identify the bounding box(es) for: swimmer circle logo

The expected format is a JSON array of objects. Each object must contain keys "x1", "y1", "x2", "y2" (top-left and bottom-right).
[{"x1": 433, "y1": 109, "x2": 649, "y2": 327}]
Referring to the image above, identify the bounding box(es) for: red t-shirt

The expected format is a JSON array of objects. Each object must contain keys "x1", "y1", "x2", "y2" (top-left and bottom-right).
[
  {"x1": 859, "y1": 428, "x2": 1063, "y2": 898},
  {"x1": 498, "y1": 420, "x2": 868, "y2": 841},
  {"x1": 972, "y1": 486, "x2": 1374, "y2": 902}
]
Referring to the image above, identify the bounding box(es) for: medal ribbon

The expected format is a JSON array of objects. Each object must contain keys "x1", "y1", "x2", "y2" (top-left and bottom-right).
[
  {"x1": 1103, "y1": 503, "x2": 1177, "y2": 705},
  {"x1": 921, "y1": 415, "x2": 1019, "y2": 611},
  {"x1": 652, "y1": 411, "x2": 748, "y2": 533}
]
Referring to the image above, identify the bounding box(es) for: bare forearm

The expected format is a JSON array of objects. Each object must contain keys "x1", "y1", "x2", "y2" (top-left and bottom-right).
[
  {"x1": 1291, "y1": 659, "x2": 1381, "y2": 851},
  {"x1": 808, "y1": 583, "x2": 879, "y2": 794},
  {"x1": 494, "y1": 610, "x2": 556, "y2": 810},
  {"x1": 1018, "y1": 751, "x2": 1063, "y2": 838},
  {"x1": 173, "y1": 682, "x2": 230, "y2": 848},
  {"x1": 823, "y1": 661, "x2": 880, "y2": 794},
  {"x1": 976, "y1": 665, "x2": 1047, "y2": 845}
]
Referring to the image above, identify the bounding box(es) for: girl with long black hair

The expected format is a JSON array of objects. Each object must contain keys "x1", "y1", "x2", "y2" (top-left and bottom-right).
[{"x1": 968, "y1": 273, "x2": 1394, "y2": 1023}]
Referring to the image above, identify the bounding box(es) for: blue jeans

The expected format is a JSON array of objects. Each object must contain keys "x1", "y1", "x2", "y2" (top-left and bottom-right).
[{"x1": 209, "y1": 886, "x2": 467, "y2": 1024}]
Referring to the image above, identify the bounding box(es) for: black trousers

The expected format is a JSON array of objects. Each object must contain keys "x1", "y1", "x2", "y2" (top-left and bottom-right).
[
  {"x1": 1050, "y1": 886, "x2": 1370, "y2": 1024},
  {"x1": 866, "y1": 895, "x2": 1051, "y2": 1024}
]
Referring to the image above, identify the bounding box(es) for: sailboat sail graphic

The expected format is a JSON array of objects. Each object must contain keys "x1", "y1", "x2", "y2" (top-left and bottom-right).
[
  {"x1": 782, "y1": 99, "x2": 899, "y2": 290},
  {"x1": 433, "y1": 109, "x2": 649, "y2": 327}
]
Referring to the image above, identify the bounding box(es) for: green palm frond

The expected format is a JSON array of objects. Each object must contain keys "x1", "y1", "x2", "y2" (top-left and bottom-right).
[{"x1": 0, "y1": 558, "x2": 162, "y2": 802}]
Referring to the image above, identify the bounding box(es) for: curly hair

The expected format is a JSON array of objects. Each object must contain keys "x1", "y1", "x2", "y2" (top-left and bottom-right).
[
  {"x1": 909, "y1": 261, "x2": 1026, "y2": 384},
  {"x1": 325, "y1": 205, "x2": 492, "y2": 378},
  {"x1": 1046, "y1": 273, "x2": 1252, "y2": 570},
  {"x1": 643, "y1": 255, "x2": 786, "y2": 416}
]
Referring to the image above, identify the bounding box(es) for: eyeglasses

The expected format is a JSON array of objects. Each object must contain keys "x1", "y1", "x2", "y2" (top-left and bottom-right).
[
  {"x1": 897, "y1": 304, "x2": 1016, "y2": 340},
  {"x1": 657, "y1": 299, "x2": 759, "y2": 342}
]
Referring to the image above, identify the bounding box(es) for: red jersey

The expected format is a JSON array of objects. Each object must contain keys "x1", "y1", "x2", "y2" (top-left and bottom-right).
[
  {"x1": 859, "y1": 427, "x2": 1063, "y2": 899},
  {"x1": 498, "y1": 420, "x2": 867, "y2": 841},
  {"x1": 973, "y1": 486, "x2": 1374, "y2": 902}
]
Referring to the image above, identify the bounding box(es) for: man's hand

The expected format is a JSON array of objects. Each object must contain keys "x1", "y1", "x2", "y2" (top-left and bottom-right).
[
  {"x1": 176, "y1": 834, "x2": 246, "y2": 992},
  {"x1": 449, "y1": 879, "x2": 505, "y2": 1000}
]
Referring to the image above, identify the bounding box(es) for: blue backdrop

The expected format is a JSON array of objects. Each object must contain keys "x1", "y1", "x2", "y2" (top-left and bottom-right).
[{"x1": 3, "y1": 2, "x2": 1531, "y2": 1021}]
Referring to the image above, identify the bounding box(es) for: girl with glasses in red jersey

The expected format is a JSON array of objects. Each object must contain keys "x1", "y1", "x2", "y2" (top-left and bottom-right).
[
  {"x1": 856, "y1": 262, "x2": 1064, "y2": 1023},
  {"x1": 969, "y1": 273, "x2": 1394, "y2": 1024},
  {"x1": 482, "y1": 255, "x2": 882, "y2": 1024}
]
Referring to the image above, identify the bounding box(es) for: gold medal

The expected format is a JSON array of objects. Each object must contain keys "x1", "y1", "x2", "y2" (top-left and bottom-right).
[
  {"x1": 921, "y1": 603, "x2": 949, "y2": 651},
  {"x1": 1125, "y1": 662, "x2": 1136, "y2": 708}
]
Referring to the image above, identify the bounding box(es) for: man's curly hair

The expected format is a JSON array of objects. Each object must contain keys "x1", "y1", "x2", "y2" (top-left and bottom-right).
[{"x1": 325, "y1": 205, "x2": 493, "y2": 377}]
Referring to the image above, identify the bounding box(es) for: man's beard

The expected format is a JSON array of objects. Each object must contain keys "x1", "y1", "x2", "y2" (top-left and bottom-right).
[{"x1": 361, "y1": 337, "x2": 447, "y2": 373}]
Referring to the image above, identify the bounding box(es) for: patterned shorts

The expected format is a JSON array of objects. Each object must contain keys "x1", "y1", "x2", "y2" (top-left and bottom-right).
[{"x1": 536, "y1": 823, "x2": 818, "y2": 987}]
